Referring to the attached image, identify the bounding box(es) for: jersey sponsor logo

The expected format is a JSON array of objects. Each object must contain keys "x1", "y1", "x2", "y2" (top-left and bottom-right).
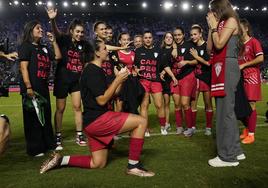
[
  {"x1": 200, "y1": 50, "x2": 204, "y2": 56},
  {"x1": 181, "y1": 48, "x2": 186, "y2": 54},
  {"x1": 67, "y1": 50, "x2": 83, "y2": 73},
  {"x1": 78, "y1": 45, "x2": 82, "y2": 50},
  {"x1": 42, "y1": 47, "x2": 48, "y2": 54},
  {"x1": 214, "y1": 62, "x2": 222, "y2": 77},
  {"x1": 37, "y1": 53, "x2": 50, "y2": 79},
  {"x1": 154, "y1": 52, "x2": 158, "y2": 58}
]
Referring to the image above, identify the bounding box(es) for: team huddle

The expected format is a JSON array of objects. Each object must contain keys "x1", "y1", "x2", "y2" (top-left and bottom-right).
[{"x1": 15, "y1": 0, "x2": 264, "y2": 177}]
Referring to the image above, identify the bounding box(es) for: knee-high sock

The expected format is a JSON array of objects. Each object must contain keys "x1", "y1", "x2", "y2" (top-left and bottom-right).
[
  {"x1": 68, "y1": 155, "x2": 92, "y2": 168},
  {"x1": 206, "y1": 110, "x2": 213, "y2": 128},
  {"x1": 159, "y1": 117, "x2": 166, "y2": 128},
  {"x1": 248, "y1": 110, "x2": 257, "y2": 133},
  {"x1": 175, "y1": 110, "x2": 182, "y2": 127},
  {"x1": 128, "y1": 138, "x2": 144, "y2": 161},
  {"x1": 184, "y1": 109, "x2": 192, "y2": 129}
]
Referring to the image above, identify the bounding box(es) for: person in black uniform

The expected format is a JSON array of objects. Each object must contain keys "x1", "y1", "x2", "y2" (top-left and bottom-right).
[
  {"x1": 40, "y1": 40, "x2": 155, "y2": 177},
  {"x1": 19, "y1": 20, "x2": 61, "y2": 156},
  {"x1": 189, "y1": 24, "x2": 213, "y2": 136},
  {"x1": 47, "y1": 7, "x2": 90, "y2": 149},
  {"x1": 170, "y1": 27, "x2": 197, "y2": 136},
  {"x1": 135, "y1": 31, "x2": 177, "y2": 136}
]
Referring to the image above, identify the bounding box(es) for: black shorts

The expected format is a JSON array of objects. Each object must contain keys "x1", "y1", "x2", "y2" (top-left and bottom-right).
[
  {"x1": 53, "y1": 80, "x2": 80, "y2": 99},
  {"x1": 161, "y1": 80, "x2": 171, "y2": 95}
]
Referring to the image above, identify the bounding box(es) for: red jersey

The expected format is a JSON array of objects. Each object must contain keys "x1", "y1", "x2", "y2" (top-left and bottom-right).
[
  {"x1": 118, "y1": 50, "x2": 135, "y2": 72},
  {"x1": 238, "y1": 37, "x2": 263, "y2": 84}
]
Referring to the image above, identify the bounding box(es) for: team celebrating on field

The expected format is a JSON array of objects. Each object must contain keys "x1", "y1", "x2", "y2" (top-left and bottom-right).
[{"x1": 0, "y1": 0, "x2": 264, "y2": 177}]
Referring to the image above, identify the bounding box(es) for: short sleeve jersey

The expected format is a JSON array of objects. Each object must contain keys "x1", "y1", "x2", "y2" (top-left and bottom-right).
[
  {"x1": 194, "y1": 42, "x2": 211, "y2": 85},
  {"x1": 80, "y1": 63, "x2": 109, "y2": 127},
  {"x1": 171, "y1": 41, "x2": 195, "y2": 80},
  {"x1": 238, "y1": 37, "x2": 263, "y2": 84},
  {"x1": 18, "y1": 42, "x2": 54, "y2": 94}
]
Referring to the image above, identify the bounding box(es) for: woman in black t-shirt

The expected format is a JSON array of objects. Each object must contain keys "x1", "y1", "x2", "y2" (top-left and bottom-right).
[
  {"x1": 40, "y1": 40, "x2": 155, "y2": 177},
  {"x1": 47, "y1": 8, "x2": 89, "y2": 149},
  {"x1": 19, "y1": 20, "x2": 61, "y2": 156},
  {"x1": 189, "y1": 25, "x2": 213, "y2": 136}
]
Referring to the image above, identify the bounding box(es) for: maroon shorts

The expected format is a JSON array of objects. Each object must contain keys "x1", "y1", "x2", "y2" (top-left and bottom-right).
[
  {"x1": 140, "y1": 79, "x2": 162, "y2": 93},
  {"x1": 244, "y1": 83, "x2": 262, "y2": 101},
  {"x1": 84, "y1": 111, "x2": 129, "y2": 152},
  {"x1": 197, "y1": 79, "x2": 210, "y2": 92},
  {"x1": 171, "y1": 72, "x2": 197, "y2": 97}
]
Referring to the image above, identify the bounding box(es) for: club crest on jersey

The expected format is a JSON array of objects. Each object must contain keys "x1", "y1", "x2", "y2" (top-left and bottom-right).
[
  {"x1": 42, "y1": 47, "x2": 48, "y2": 54},
  {"x1": 154, "y1": 52, "x2": 158, "y2": 58},
  {"x1": 214, "y1": 62, "x2": 222, "y2": 77},
  {"x1": 78, "y1": 45, "x2": 82, "y2": 50},
  {"x1": 200, "y1": 50, "x2": 204, "y2": 56},
  {"x1": 181, "y1": 48, "x2": 186, "y2": 54}
]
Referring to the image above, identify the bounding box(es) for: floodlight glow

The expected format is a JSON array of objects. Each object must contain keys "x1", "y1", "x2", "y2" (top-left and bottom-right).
[
  {"x1": 163, "y1": 2, "x2": 173, "y2": 10},
  {"x1": 198, "y1": 4, "x2": 204, "y2": 10},
  {"x1": 181, "y1": 2, "x2": 190, "y2": 10},
  {"x1": 142, "y1": 2, "x2": 147, "y2": 8},
  {"x1": 14, "y1": 0, "x2": 19, "y2": 5},
  {"x1": 262, "y1": 7, "x2": 267, "y2": 11},
  {"x1": 100, "y1": 1, "x2": 106, "y2": 6},
  {"x1": 244, "y1": 6, "x2": 249, "y2": 11},
  {"x1": 38, "y1": 1, "x2": 42, "y2": 5},
  {"x1": 80, "y1": 1, "x2": 86, "y2": 7},
  {"x1": 63, "y1": 1, "x2": 68, "y2": 7},
  {"x1": 73, "y1": 1, "x2": 78, "y2": 6},
  {"x1": 47, "y1": 1, "x2": 53, "y2": 7}
]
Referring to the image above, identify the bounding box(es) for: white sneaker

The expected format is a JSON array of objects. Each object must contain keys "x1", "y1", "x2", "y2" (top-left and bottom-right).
[
  {"x1": 145, "y1": 131, "x2": 150, "y2": 137},
  {"x1": 161, "y1": 128, "x2": 168, "y2": 135},
  {"x1": 237, "y1": 153, "x2": 246, "y2": 160},
  {"x1": 208, "y1": 156, "x2": 239, "y2": 167},
  {"x1": 204, "y1": 128, "x2": 212, "y2": 136},
  {"x1": 183, "y1": 128, "x2": 195, "y2": 137},
  {"x1": 164, "y1": 123, "x2": 171, "y2": 131},
  {"x1": 35, "y1": 153, "x2": 45, "y2": 157},
  {"x1": 176, "y1": 127, "x2": 184, "y2": 135},
  {"x1": 55, "y1": 145, "x2": 63, "y2": 151}
]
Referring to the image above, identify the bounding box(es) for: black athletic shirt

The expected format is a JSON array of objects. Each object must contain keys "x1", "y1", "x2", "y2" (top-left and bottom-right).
[
  {"x1": 18, "y1": 42, "x2": 54, "y2": 95},
  {"x1": 134, "y1": 46, "x2": 168, "y2": 82},
  {"x1": 56, "y1": 34, "x2": 91, "y2": 83},
  {"x1": 80, "y1": 63, "x2": 109, "y2": 127},
  {"x1": 194, "y1": 42, "x2": 211, "y2": 85},
  {"x1": 171, "y1": 41, "x2": 195, "y2": 80},
  {"x1": 160, "y1": 47, "x2": 173, "y2": 82}
]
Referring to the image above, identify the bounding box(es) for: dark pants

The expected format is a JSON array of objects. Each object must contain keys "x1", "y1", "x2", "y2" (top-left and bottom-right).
[{"x1": 22, "y1": 93, "x2": 55, "y2": 156}]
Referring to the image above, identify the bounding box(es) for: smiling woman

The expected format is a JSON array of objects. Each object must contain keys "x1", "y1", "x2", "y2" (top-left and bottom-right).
[{"x1": 18, "y1": 20, "x2": 61, "y2": 156}]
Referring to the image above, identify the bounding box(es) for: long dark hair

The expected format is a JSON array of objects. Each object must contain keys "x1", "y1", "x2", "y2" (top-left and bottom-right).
[
  {"x1": 68, "y1": 18, "x2": 85, "y2": 35},
  {"x1": 209, "y1": 0, "x2": 244, "y2": 53},
  {"x1": 21, "y1": 20, "x2": 41, "y2": 44}
]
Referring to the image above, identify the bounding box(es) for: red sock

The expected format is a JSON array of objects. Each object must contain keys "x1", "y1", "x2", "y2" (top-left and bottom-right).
[
  {"x1": 191, "y1": 110, "x2": 197, "y2": 128},
  {"x1": 159, "y1": 117, "x2": 166, "y2": 128},
  {"x1": 68, "y1": 156, "x2": 91, "y2": 168},
  {"x1": 175, "y1": 109, "x2": 182, "y2": 127},
  {"x1": 128, "y1": 138, "x2": 144, "y2": 161},
  {"x1": 184, "y1": 109, "x2": 192, "y2": 129},
  {"x1": 206, "y1": 110, "x2": 213, "y2": 128},
  {"x1": 248, "y1": 110, "x2": 257, "y2": 133}
]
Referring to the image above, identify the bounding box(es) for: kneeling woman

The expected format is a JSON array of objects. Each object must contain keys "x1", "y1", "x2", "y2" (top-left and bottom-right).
[
  {"x1": 40, "y1": 40, "x2": 155, "y2": 177},
  {"x1": 19, "y1": 20, "x2": 62, "y2": 156}
]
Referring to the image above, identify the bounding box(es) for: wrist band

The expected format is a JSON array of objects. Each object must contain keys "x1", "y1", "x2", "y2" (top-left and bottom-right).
[{"x1": 26, "y1": 87, "x2": 32, "y2": 89}]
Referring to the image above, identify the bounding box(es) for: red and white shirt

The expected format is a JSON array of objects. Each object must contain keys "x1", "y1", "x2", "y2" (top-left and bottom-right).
[
  {"x1": 118, "y1": 50, "x2": 135, "y2": 72},
  {"x1": 238, "y1": 37, "x2": 263, "y2": 85}
]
